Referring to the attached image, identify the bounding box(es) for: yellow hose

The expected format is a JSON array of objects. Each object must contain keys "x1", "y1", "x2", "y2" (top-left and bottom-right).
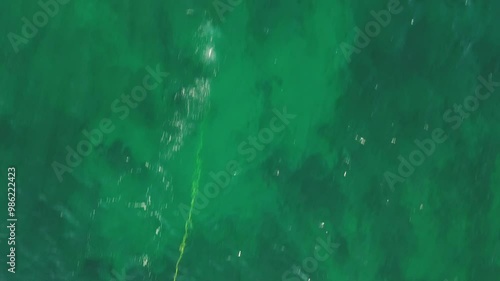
[{"x1": 173, "y1": 129, "x2": 204, "y2": 281}]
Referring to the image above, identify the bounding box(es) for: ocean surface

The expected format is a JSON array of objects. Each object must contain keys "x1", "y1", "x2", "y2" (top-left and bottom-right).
[{"x1": 1, "y1": 0, "x2": 500, "y2": 280}]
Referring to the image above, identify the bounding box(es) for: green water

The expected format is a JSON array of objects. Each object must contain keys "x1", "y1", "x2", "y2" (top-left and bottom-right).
[{"x1": 1, "y1": 0, "x2": 500, "y2": 280}]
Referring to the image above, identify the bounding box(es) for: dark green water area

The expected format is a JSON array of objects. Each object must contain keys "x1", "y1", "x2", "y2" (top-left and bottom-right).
[{"x1": 1, "y1": 0, "x2": 500, "y2": 280}]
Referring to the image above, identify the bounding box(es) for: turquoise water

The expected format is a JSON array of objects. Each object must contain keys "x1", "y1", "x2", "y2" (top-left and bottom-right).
[{"x1": 1, "y1": 0, "x2": 500, "y2": 280}]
